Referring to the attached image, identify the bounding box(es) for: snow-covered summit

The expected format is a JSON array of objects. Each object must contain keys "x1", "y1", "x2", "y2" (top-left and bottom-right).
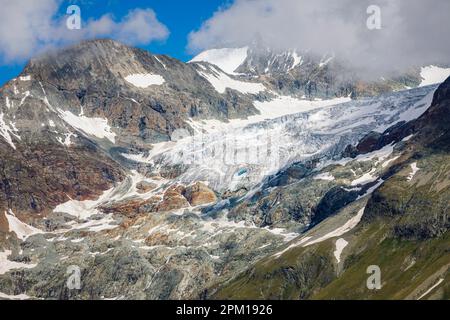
[{"x1": 189, "y1": 47, "x2": 248, "y2": 75}]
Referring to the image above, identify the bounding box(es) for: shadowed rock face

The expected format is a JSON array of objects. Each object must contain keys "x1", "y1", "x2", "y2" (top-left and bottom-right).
[{"x1": 414, "y1": 76, "x2": 450, "y2": 151}]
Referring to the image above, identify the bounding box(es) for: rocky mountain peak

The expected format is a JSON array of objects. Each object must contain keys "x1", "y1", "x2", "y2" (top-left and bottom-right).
[{"x1": 23, "y1": 39, "x2": 172, "y2": 88}]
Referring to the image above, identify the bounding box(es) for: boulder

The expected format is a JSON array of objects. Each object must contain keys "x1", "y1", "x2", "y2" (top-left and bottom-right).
[
  {"x1": 156, "y1": 185, "x2": 189, "y2": 212},
  {"x1": 184, "y1": 182, "x2": 217, "y2": 206}
]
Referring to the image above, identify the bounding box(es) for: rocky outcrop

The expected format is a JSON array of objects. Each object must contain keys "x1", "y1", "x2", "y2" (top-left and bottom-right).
[
  {"x1": 136, "y1": 181, "x2": 157, "y2": 194},
  {"x1": 183, "y1": 182, "x2": 217, "y2": 206},
  {"x1": 156, "y1": 185, "x2": 189, "y2": 212}
]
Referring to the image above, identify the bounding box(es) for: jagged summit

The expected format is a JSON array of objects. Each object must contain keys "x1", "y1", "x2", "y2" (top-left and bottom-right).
[{"x1": 24, "y1": 39, "x2": 173, "y2": 84}]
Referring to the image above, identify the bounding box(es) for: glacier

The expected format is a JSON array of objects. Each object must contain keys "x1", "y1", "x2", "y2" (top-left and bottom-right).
[{"x1": 140, "y1": 84, "x2": 437, "y2": 192}]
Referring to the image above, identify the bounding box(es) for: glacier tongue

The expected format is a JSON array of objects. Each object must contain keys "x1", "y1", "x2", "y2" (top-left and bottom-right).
[{"x1": 142, "y1": 85, "x2": 437, "y2": 192}]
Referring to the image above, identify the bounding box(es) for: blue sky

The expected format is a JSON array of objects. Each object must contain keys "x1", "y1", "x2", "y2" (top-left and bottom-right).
[{"x1": 0, "y1": 0, "x2": 229, "y2": 86}]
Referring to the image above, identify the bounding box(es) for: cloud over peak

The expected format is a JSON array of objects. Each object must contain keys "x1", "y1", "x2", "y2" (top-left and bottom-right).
[
  {"x1": 188, "y1": 0, "x2": 450, "y2": 74},
  {"x1": 0, "y1": 0, "x2": 169, "y2": 63}
]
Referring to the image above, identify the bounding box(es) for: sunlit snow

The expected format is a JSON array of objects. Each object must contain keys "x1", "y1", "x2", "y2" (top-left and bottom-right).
[
  {"x1": 0, "y1": 250, "x2": 37, "y2": 275},
  {"x1": 58, "y1": 109, "x2": 116, "y2": 143},
  {"x1": 197, "y1": 65, "x2": 265, "y2": 94},
  {"x1": 420, "y1": 65, "x2": 450, "y2": 87},
  {"x1": 125, "y1": 73, "x2": 165, "y2": 88},
  {"x1": 0, "y1": 113, "x2": 21, "y2": 149},
  {"x1": 5, "y1": 209, "x2": 43, "y2": 240},
  {"x1": 190, "y1": 47, "x2": 248, "y2": 75},
  {"x1": 333, "y1": 238, "x2": 348, "y2": 263}
]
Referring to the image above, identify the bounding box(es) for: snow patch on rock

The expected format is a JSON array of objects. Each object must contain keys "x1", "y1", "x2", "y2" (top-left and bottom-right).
[
  {"x1": 5, "y1": 210, "x2": 43, "y2": 240},
  {"x1": 190, "y1": 47, "x2": 248, "y2": 75},
  {"x1": 351, "y1": 168, "x2": 378, "y2": 186},
  {"x1": 333, "y1": 238, "x2": 348, "y2": 263},
  {"x1": 0, "y1": 113, "x2": 21, "y2": 149},
  {"x1": 198, "y1": 66, "x2": 265, "y2": 94},
  {"x1": 314, "y1": 172, "x2": 335, "y2": 181},
  {"x1": 0, "y1": 250, "x2": 37, "y2": 275},
  {"x1": 420, "y1": 65, "x2": 450, "y2": 87},
  {"x1": 290, "y1": 51, "x2": 303, "y2": 70},
  {"x1": 56, "y1": 132, "x2": 76, "y2": 146},
  {"x1": 58, "y1": 109, "x2": 116, "y2": 143},
  {"x1": 418, "y1": 278, "x2": 444, "y2": 300},
  {"x1": 5, "y1": 96, "x2": 11, "y2": 109},
  {"x1": 303, "y1": 207, "x2": 365, "y2": 247},
  {"x1": 125, "y1": 73, "x2": 165, "y2": 88}
]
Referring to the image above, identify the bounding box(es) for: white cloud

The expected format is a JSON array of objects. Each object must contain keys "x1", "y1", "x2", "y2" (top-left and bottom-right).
[
  {"x1": 188, "y1": 0, "x2": 450, "y2": 75},
  {"x1": 0, "y1": 0, "x2": 169, "y2": 63}
]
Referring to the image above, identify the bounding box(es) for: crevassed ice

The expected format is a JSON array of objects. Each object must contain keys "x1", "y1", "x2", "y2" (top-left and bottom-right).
[{"x1": 144, "y1": 85, "x2": 437, "y2": 192}]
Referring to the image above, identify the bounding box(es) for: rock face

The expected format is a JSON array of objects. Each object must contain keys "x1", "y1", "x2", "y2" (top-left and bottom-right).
[
  {"x1": 414, "y1": 76, "x2": 450, "y2": 151},
  {"x1": 0, "y1": 39, "x2": 268, "y2": 220},
  {"x1": 184, "y1": 182, "x2": 217, "y2": 206},
  {"x1": 157, "y1": 185, "x2": 189, "y2": 212},
  {"x1": 0, "y1": 136, "x2": 124, "y2": 219}
]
